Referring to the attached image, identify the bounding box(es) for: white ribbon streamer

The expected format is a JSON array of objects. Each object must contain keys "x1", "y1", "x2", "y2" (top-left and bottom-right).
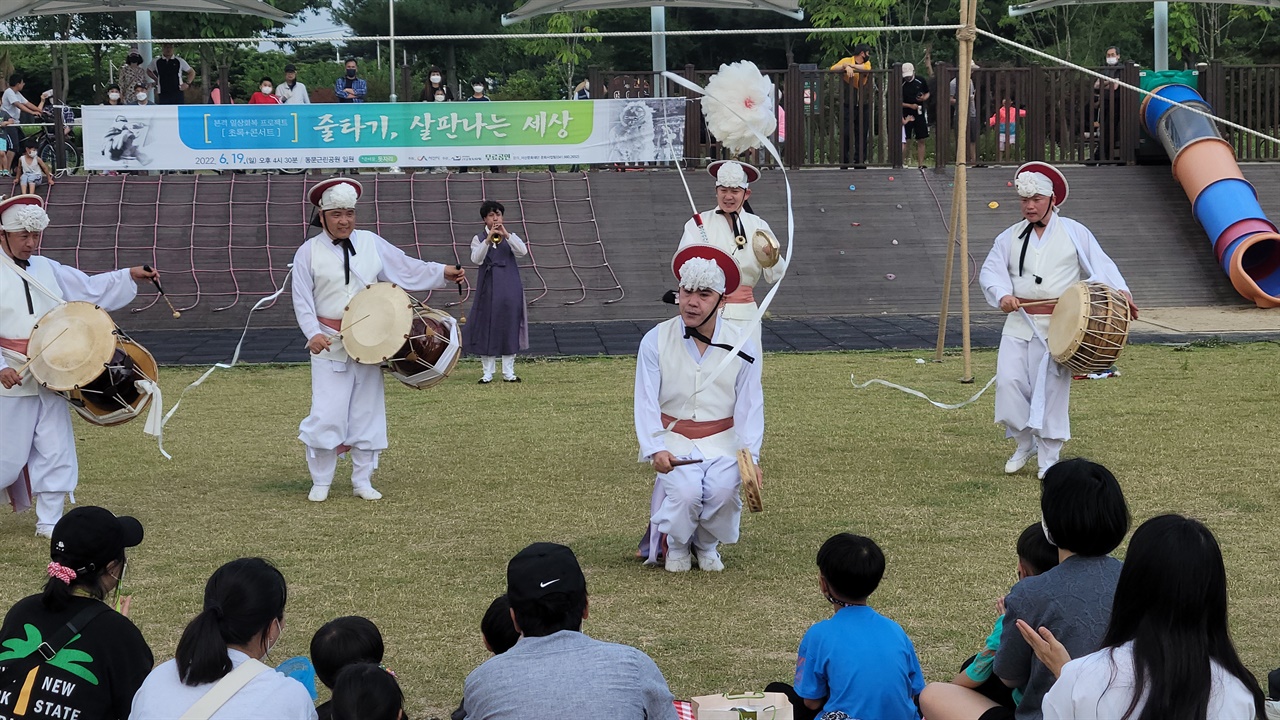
[
  {"x1": 161, "y1": 266, "x2": 294, "y2": 431},
  {"x1": 851, "y1": 373, "x2": 997, "y2": 410},
  {"x1": 134, "y1": 378, "x2": 169, "y2": 459}
]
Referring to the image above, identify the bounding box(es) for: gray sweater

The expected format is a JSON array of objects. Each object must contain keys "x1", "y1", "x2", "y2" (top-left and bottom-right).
[{"x1": 993, "y1": 554, "x2": 1122, "y2": 720}]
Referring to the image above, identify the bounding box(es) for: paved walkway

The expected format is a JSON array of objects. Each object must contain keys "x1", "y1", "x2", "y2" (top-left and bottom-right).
[{"x1": 129, "y1": 313, "x2": 1278, "y2": 365}]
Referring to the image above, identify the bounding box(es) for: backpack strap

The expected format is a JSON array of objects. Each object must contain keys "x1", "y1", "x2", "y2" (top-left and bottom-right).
[
  {"x1": 178, "y1": 658, "x2": 271, "y2": 720},
  {"x1": 0, "y1": 601, "x2": 113, "y2": 691}
]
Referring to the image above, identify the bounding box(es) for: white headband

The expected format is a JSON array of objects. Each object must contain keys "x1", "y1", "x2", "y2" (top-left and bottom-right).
[
  {"x1": 320, "y1": 183, "x2": 359, "y2": 211},
  {"x1": 715, "y1": 161, "x2": 749, "y2": 189},
  {"x1": 1015, "y1": 172, "x2": 1054, "y2": 199},
  {"x1": 1, "y1": 204, "x2": 50, "y2": 233},
  {"x1": 678, "y1": 257, "x2": 726, "y2": 294}
]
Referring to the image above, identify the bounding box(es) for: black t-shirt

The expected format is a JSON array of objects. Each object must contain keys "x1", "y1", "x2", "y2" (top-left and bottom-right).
[
  {"x1": 0, "y1": 595, "x2": 153, "y2": 720},
  {"x1": 155, "y1": 57, "x2": 183, "y2": 96},
  {"x1": 903, "y1": 77, "x2": 929, "y2": 118}
]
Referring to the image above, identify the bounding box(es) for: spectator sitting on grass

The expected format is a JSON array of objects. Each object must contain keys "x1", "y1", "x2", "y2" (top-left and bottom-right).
[
  {"x1": 311, "y1": 616, "x2": 385, "y2": 720},
  {"x1": 452, "y1": 594, "x2": 521, "y2": 720},
  {"x1": 330, "y1": 663, "x2": 405, "y2": 720},
  {"x1": 767, "y1": 533, "x2": 925, "y2": 720},
  {"x1": 918, "y1": 522, "x2": 1060, "y2": 720}
]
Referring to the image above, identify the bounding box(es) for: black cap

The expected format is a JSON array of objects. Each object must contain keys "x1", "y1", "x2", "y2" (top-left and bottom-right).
[
  {"x1": 1268, "y1": 667, "x2": 1279, "y2": 700},
  {"x1": 507, "y1": 543, "x2": 585, "y2": 603},
  {"x1": 50, "y1": 506, "x2": 143, "y2": 574},
  {"x1": 284, "y1": 64, "x2": 297, "y2": 73}
]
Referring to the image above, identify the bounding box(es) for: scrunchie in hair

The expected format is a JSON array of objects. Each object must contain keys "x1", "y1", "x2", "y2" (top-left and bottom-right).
[{"x1": 47, "y1": 562, "x2": 78, "y2": 584}]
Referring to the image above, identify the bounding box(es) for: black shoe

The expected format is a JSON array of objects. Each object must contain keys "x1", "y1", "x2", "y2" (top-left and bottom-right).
[{"x1": 503, "y1": 376, "x2": 521, "y2": 383}]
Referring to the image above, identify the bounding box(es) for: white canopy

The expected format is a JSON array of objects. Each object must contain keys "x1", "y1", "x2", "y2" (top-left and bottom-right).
[
  {"x1": 1009, "y1": 0, "x2": 1279, "y2": 15},
  {"x1": 502, "y1": 0, "x2": 802, "y2": 26},
  {"x1": 0, "y1": 0, "x2": 291, "y2": 22}
]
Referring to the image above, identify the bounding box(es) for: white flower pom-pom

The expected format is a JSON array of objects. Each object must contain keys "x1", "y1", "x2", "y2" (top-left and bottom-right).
[
  {"x1": 1, "y1": 204, "x2": 50, "y2": 232},
  {"x1": 678, "y1": 257, "x2": 726, "y2": 294},
  {"x1": 1015, "y1": 172, "x2": 1053, "y2": 199},
  {"x1": 701, "y1": 61, "x2": 777, "y2": 155},
  {"x1": 320, "y1": 182, "x2": 359, "y2": 211}
]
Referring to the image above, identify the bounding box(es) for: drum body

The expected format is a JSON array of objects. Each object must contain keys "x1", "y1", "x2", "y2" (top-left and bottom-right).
[
  {"x1": 63, "y1": 338, "x2": 159, "y2": 427},
  {"x1": 387, "y1": 305, "x2": 462, "y2": 390},
  {"x1": 1047, "y1": 282, "x2": 1131, "y2": 374}
]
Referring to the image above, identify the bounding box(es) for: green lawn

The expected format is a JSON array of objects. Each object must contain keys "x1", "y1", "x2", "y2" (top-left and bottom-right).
[{"x1": 1, "y1": 343, "x2": 1276, "y2": 717}]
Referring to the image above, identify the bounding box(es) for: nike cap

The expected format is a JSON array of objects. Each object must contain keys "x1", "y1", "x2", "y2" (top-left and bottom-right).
[{"x1": 507, "y1": 542, "x2": 586, "y2": 603}]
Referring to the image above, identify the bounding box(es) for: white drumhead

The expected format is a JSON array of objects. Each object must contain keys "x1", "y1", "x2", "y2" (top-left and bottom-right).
[
  {"x1": 341, "y1": 283, "x2": 415, "y2": 364},
  {"x1": 1047, "y1": 282, "x2": 1089, "y2": 362},
  {"x1": 28, "y1": 302, "x2": 117, "y2": 390}
]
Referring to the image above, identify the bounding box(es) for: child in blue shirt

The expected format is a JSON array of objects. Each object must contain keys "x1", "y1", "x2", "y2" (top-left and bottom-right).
[{"x1": 769, "y1": 533, "x2": 925, "y2": 720}]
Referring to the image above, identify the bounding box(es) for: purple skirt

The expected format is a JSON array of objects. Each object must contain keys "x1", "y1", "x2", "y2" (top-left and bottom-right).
[{"x1": 465, "y1": 240, "x2": 528, "y2": 356}]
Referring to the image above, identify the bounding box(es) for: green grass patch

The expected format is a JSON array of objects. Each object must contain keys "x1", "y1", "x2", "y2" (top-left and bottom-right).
[{"x1": 1, "y1": 344, "x2": 1276, "y2": 717}]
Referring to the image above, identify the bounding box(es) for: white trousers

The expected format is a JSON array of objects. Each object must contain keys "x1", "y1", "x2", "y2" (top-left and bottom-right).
[
  {"x1": 299, "y1": 357, "x2": 387, "y2": 486},
  {"x1": 480, "y1": 355, "x2": 516, "y2": 379},
  {"x1": 996, "y1": 334, "x2": 1072, "y2": 443},
  {"x1": 649, "y1": 450, "x2": 741, "y2": 556},
  {"x1": 0, "y1": 392, "x2": 77, "y2": 531}
]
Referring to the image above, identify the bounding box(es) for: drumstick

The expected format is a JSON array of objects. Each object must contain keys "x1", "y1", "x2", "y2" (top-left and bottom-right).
[
  {"x1": 142, "y1": 265, "x2": 181, "y2": 318},
  {"x1": 12, "y1": 328, "x2": 68, "y2": 378},
  {"x1": 455, "y1": 264, "x2": 463, "y2": 296},
  {"x1": 332, "y1": 314, "x2": 371, "y2": 339},
  {"x1": 1019, "y1": 299, "x2": 1058, "y2": 307},
  {"x1": 669, "y1": 458, "x2": 704, "y2": 468}
]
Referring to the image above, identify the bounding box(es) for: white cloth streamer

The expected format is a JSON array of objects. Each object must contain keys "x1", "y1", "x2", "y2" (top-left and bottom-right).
[
  {"x1": 134, "y1": 378, "x2": 168, "y2": 458},
  {"x1": 851, "y1": 373, "x2": 997, "y2": 410}
]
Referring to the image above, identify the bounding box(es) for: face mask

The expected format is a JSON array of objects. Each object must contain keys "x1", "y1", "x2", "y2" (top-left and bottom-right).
[
  {"x1": 346, "y1": 69, "x2": 357, "y2": 78},
  {"x1": 1105, "y1": 57, "x2": 1119, "y2": 65},
  {"x1": 434, "y1": 94, "x2": 446, "y2": 102},
  {"x1": 473, "y1": 85, "x2": 484, "y2": 94},
  {"x1": 430, "y1": 75, "x2": 441, "y2": 83},
  {"x1": 261, "y1": 86, "x2": 272, "y2": 93},
  {"x1": 108, "y1": 92, "x2": 120, "y2": 100},
  {"x1": 136, "y1": 92, "x2": 148, "y2": 101}
]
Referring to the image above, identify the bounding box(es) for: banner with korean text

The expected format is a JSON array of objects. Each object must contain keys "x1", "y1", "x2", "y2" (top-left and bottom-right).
[{"x1": 83, "y1": 98, "x2": 686, "y2": 171}]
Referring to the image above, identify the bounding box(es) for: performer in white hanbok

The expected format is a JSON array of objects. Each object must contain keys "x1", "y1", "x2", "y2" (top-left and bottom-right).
[
  {"x1": 635, "y1": 245, "x2": 764, "y2": 573},
  {"x1": 292, "y1": 178, "x2": 465, "y2": 502},
  {"x1": 0, "y1": 194, "x2": 154, "y2": 536},
  {"x1": 677, "y1": 161, "x2": 786, "y2": 350},
  {"x1": 979, "y1": 163, "x2": 1133, "y2": 479}
]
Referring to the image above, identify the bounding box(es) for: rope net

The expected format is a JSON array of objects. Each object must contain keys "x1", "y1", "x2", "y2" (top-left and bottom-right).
[{"x1": 38, "y1": 172, "x2": 624, "y2": 330}]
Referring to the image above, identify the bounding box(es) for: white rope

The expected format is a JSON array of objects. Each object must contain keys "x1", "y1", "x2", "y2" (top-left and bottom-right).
[
  {"x1": 851, "y1": 373, "x2": 996, "y2": 410},
  {"x1": 0, "y1": 25, "x2": 962, "y2": 46},
  {"x1": 975, "y1": 28, "x2": 1280, "y2": 148}
]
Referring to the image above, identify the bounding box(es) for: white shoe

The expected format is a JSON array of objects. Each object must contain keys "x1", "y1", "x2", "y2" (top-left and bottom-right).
[
  {"x1": 1038, "y1": 467, "x2": 1048, "y2": 480},
  {"x1": 308, "y1": 485, "x2": 330, "y2": 502},
  {"x1": 353, "y1": 486, "x2": 383, "y2": 501},
  {"x1": 1004, "y1": 445, "x2": 1036, "y2": 474},
  {"x1": 695, "y1": 548, "x2": 724, "y2": 572},
  {"x1": 34, "y1": 528, "x2": 53, "y2": 539},
  {"x1": 665, "y1": 553, "x2": 692, "y2": 572}
]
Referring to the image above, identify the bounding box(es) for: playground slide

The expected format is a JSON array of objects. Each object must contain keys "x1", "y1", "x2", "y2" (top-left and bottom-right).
[{"x1": 1141, "y1": 84, "x2": 1280, "y2": 308}]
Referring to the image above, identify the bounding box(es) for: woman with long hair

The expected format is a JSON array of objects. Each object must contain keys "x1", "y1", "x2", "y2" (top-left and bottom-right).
[
  {"x1": 0, "y1": 506, "x2": 153, "y2": 719},
  {"x1": 1022, "y1": 514, "x2": 1265, "y2": 720},
  {"x1": 130, "y1": 557, "x2": 316, "y2": 719}
]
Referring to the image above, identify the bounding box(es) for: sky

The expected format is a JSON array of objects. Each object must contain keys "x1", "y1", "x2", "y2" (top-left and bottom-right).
[{"x1": 259, "y1": 6, "x2": 351, "y2": 51}]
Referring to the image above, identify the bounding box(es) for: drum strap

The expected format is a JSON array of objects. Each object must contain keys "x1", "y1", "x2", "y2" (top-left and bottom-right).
[{"x1": 1, "y1": 254, "x2": 63, "y2": 313}]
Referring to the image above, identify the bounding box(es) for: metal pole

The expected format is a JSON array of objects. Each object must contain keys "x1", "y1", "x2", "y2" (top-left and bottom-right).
[
  {"x1": 651, "y1": 6, "x2": 666, "y2": 98},
  {"x1": 389, "y1": 0, "x2": 398, "y2": 102},
  {"x1": 1153, "y1": 1, "x2": 1169, "y2": 71},
  {"x1": 136, "y1": 11, "x2": 152, "y2": 67}
]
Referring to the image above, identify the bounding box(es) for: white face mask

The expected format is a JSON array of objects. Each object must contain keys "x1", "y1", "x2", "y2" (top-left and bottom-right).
[
  {"x1": 108, "y1": 92, "x2": 120, "y2": 100},
  {"x1": 434, "y1": 94, "x2": 446, "y2": 102},
  {"x1": 261, "y1": 85, "x2": 272, "y2": 93},
  {"x1": 1105, "y1": 56, "x2": 1119, "y2": 65},
  {"x1": 27, "y1": 149, "x2": 36, "y2": 156},
  {"x1": 473, "y1": 85, "x2": 484, "y2": 94},
  {"x1": 136, "y1": 92, "x2": 148, "y2": 101},
  {"x1": 430, "y1": 75, "x2": 441, "y2": 83}
]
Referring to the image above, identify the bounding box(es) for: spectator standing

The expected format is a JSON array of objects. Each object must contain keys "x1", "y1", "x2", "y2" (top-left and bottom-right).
[
  {"x1": 0, "y1": 507, "x2": 154, "y2": 720},
  {"x1": 249, "y1": 77, "x2": 281, "y2": 105},
  {"x1": 0, "y1": 109, "x2": 14, "y2": 177},
  {"x1": 419, "y1": 66, "x2": 454, "y2": 102},
  {"x1": 118, "y1": 46, "x2": 150, "y2": 102},
  {"x1": 461, "y1": 543, "x2": 678, "y2": 719},
  {"x1": 335, "y1": 59, "x2": 366, "y2": 103},
  {"x1": 1093, "y1": 46, "x2": 1123, "y2": 162},
  {"x1": 146, "y1": 43, "x2": 193, "y2": 105},
  {"x1": 767, "y1": 533, "x2": 925, "y2": 720},
  {"x1": 129, "y1": 558, "x2": 316, "y2": 720},
  {"x1": 276, "y1": 64, "x2": 310, "y2": 105},
  {"x1": 130, "y1": 82, "x2": 150, "y2": 106},
  {"x1": 19, "y1": 142, "x2": 53, "y2": 194},
  {"x1": 460, "y1": 80, "x2": 497, "y2": 173},
  {"x1": 950, "y1": 60, "x2": 980, "y2": 164},
  {"x1": 901, "y1": 62, "x2": 930, "y2": 167},
  {"x1": 829, "y1": 43, "x2": 872, "y2": 168},
  {"x1": 3, "y1": 74, "x2": 49, "y2": 167},
  {"x1": 989, "y1": 99, "x2": 1027, "y2": 161}
]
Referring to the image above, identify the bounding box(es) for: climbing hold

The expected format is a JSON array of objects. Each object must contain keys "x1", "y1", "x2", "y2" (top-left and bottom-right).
[
  {"x1": 849, "y1": 185, "x2": 856, "y2": 191},
  {"x1": 885, "y1": 273, "x2": 896, "y2": 280},
  {"x1": 891, "y1": 239, "x2": 899, "y2": 245},
  {"x1": 888, "y1": 176, "x2": 895, "y2": 181},
  {"x1": 988, "y1": 201, "x2": 999, "y2": 209}
]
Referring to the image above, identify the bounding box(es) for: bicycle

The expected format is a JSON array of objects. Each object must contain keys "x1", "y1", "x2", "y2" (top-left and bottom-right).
[{"x1": 31, "y1": 102, "x2": 81, "y2": 176}]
